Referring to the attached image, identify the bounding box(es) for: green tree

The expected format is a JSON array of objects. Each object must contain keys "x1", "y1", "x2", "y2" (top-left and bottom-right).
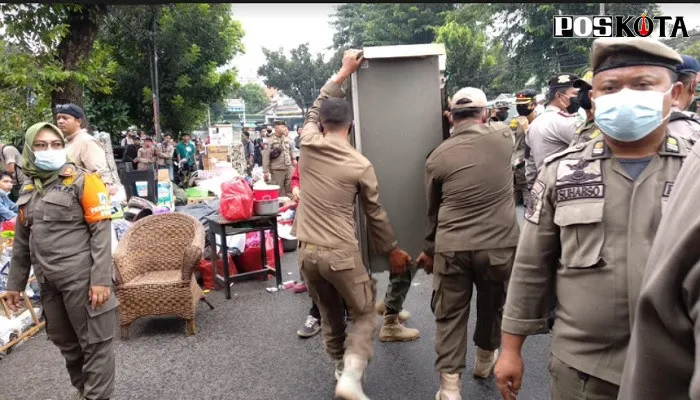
[
  {"x1": 331, "y1": 3, "x2": 455, "y2": 48},
  {"x1": 491, "y1": 3, "x2": 660, "y2": 88},
  {"x1": 234, "y1": 83, "x2": 269, "y2": 114},
  {"x1": 0, "y1": 4, "x2": 110, "y2": 109},
  {"x1": 257, "y1": 43, "x2": 335, "y2": 116},
  {"x1": 98, "y1": 4, "x2": 244, "y2": 135},
  {"x1": 663, "y1": 28, "x2": 700, "y2": 58}
]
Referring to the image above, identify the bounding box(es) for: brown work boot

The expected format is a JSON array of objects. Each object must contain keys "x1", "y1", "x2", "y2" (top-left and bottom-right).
[
  {"x1": 435, "y1": 372, "x2": 462, "y2": 400},
  {"x1": 379, "y1": 313, "x2": 420, "y2": 342},
  {"x1": 473, "y1": 347, "x2": 499, "y2": 379},
  {"x1": 374, "y1": 301, "x2": 410, "y2": 322},
  {"x1": 335, "y1": 353, "x2": 370, "y2": 400}
]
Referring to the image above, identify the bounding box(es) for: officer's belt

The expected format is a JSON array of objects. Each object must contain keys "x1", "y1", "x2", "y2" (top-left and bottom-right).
[{"x1": 298, "y1": 242, "x2": 333, "y2": 251}]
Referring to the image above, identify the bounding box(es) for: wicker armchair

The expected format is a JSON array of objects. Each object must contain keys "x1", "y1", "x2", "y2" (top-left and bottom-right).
[{"x1": 113, "y1": 213, "x2": 213, "y2": 339}]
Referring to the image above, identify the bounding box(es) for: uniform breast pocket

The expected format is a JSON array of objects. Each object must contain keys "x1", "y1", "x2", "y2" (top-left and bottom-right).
[
  {"x1": 553, "y1": 201, "x2": 605, "y2": 269},
  {"x1": 42, "y1": 192, "x2": 75, "y2": 222}
]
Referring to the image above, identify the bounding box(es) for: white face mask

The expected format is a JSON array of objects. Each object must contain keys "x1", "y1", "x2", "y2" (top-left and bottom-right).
[
  {"x1": 34, "y1": 149, "x2": 67, "y2": 171},
  {"x1": 593, "y1": 86, "x2": 672, "y2": 142}
]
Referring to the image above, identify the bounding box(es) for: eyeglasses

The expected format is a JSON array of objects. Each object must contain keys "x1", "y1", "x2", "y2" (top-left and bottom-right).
[{"x1": 33, "y1": 140, "x2": 65, "y2": 151}]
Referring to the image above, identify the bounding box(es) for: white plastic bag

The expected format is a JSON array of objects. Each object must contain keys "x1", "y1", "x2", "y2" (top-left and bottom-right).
[{"x1": 214, "y1": 233, "x2": 247, "y2": 253}]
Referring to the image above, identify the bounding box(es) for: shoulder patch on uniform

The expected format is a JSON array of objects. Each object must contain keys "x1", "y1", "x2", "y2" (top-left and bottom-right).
[
  {"x1": 543, "y1": 143, "x2": 585, "y2": 166},
  {"x1": 525, "y1": 180, "x2": 546, "y2": 225},
  {"x1": 19, "y1": 183, "x2": 35, "y2": 195},
  {"x1": 58, "y1": 164, "x2": 76, "y2": 177},
  {"x1": 666, "y1": 136, "x2": 679, "y2": 153},
  {"x1": 589, "y1": 129, "x2": 600, "y2": 139},
  {"x1": 556, "y1": 159, "x2": 602, "y2": 186}
]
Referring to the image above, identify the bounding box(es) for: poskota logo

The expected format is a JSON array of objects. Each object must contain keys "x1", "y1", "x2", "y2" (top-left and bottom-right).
[{"x1": 553, "y1": 14, "x2": 689, "y2": 38}]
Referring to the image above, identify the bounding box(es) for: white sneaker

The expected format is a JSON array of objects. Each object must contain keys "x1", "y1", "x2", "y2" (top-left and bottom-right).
[
  {"x1": 473, "y1": 348, "x2": 499, "y2": 379},
  {"x1": 435, "y1": 372, "x2": 461, "y2": 400},
  {"x1": 335, "y1": 354, "x2": 370, "y2": 400}
]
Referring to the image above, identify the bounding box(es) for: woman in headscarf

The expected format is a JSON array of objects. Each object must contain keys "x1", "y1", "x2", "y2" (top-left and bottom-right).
[{"x1": 6, "y1": 122, "x2": 117, "y2": 400}]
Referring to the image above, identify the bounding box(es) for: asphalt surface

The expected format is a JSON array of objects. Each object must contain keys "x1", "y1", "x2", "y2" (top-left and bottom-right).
[{"x1": 1, "y1": 206, "x2": 552, "y2": 400}]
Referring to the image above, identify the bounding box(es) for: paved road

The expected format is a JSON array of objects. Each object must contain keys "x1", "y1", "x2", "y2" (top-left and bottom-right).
[{"x1": 1, "y1": 207, "x2": 553, "y2": 400}]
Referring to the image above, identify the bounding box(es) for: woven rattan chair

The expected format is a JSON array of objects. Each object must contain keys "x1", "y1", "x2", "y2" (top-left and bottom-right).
[{"x1": 113, "y1": 213, "x2": 213, "y2": 339}]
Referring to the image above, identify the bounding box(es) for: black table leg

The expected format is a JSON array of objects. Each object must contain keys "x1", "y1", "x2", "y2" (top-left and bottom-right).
[
  {"x1": 220, "y1": 225, "x2": 232, "y2": 300},
  {"x1": 208, "y1": 228, "x2": 219, "y2": 290},
  {"x1": 272, "y1": 219, "x2": 282, "y2": 286},
  {"x1": 259, "y1": 228, "x2": 267, "y2": 280}
]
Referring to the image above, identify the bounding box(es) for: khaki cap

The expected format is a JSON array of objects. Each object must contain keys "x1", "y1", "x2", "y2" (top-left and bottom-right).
[
  {"x1": 451, "y1": 87, "x2": 488, "y2": 109},
  {"x1": 591, "y1": 37, "x2": 682, "y2": 74}
]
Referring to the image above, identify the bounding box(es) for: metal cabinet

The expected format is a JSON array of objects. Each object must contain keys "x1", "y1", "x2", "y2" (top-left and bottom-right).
[{"x1": 349, "y1": 44, "x2": 447, "y2": 272}]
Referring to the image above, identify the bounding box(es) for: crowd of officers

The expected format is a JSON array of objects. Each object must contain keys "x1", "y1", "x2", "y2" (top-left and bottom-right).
[
  {"x1": 292, "y1": 36, "x2": 700, "y2": 400},
  {"x1": 3, "y1": 34, "x2": 700, "y2": 400}
]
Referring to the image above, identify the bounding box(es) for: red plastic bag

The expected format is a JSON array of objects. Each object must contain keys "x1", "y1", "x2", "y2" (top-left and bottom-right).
[
  {"x1": 219, "y1": 178, "x2": 254, "y2": 221},
  {"x1": 2, "y1": 220, "x2": 15, "y2": 233},
  {"x1": 198, "y1": 253, "x2": 238, "y2": 290}
]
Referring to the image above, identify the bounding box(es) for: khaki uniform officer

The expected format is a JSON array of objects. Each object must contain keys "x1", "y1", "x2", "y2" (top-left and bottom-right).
[
  {"x1": 524, "y1": 74, "x2": 580, "y2": 189},
  {"x1": 511, "y1": 89, "x2": 539, "y2": 206},
  {"x1": 570, "y1": 70, "x2": 602, "y2": 147},
  {"x1": 262, "y1": 120, "x2": 295, "y2": 197},
  {"x1": 618, "y1": 136, "x2": 700, "y2": 400},
  {"x1": 6, "y1": 122, "x2": 116, "y2": 400},
  {"x1": 292, "y1": 49, "x2": 411, "y2": 400},
  {"x1": 494, "y1": 38, "x2": 686, "y2": 400},
  {"x1": 416, "y1": 87, "x2": 520, "y2": 400}
]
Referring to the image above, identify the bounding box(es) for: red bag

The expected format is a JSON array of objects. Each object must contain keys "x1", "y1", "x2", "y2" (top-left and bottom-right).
[
  {"x1": 2, "y1": 220, "x2": 15, "y2": 232},
  {"x1": 219, "y1": 178, "x2": 254, "y2": 221},
  {"x1": 198, "y1": 253, "x2": 238, "y2": 290}
]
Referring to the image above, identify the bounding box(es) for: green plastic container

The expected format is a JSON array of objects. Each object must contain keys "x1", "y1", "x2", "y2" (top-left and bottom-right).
[{"x1": 185, "y1": 187, "x2": 209, "y2": 198}]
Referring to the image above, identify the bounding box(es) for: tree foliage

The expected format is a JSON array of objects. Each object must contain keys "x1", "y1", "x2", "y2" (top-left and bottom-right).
[
  {"x1": 490, "y1": 3, "x2": 660, "y2": 89},
  {"x1": 97, "y1": 4, "x2": 244, "y2": 136},
  {"x1": 234, "y1": 83, "x2": 269, "y2": 114},
  {"x1": 257, "y1": 43, "x2": 335, "y2": 115},
  {"x1": 331, "y1": 3, "x2": 455, "y2": 49}
]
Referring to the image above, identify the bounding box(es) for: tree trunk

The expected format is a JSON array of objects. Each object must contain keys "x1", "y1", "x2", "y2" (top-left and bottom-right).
[{"x1": 51, "y1": 5, "x2": 107, "y2": 121}]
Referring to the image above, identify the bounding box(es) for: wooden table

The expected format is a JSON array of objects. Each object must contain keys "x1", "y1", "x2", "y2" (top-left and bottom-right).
[
  {"x1": 0, "y1": 277, "x2": 45, "y2": 355},
  {"x1": 204, "y1": 214, "x2": 283, "y2": 299}
]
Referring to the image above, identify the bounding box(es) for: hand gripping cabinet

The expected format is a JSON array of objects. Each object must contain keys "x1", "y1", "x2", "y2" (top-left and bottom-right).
[{"x1": 347, "y1": 44, "x2": 448, "y2": 273}]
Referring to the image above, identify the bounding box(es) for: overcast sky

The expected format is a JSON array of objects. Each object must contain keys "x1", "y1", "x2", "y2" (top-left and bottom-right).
[{"x1": 230, "y1": 3, "x2": 700, "y2": 84}]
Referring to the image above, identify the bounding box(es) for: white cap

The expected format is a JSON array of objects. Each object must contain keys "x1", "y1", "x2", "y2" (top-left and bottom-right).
[{"x1": 451, "y1": 87, "x2": 488, "y2": 109}]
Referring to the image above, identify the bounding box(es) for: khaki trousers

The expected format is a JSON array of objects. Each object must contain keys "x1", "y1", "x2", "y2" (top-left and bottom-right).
[
  {"x1": 432, "y1": 248, "x2": 515, "y2": 373},
  {"x1": 298, "y1": 242, "x2": 377, "y2": 362},
  {"x1": 549, "y1": 356, "x2": 619, "y2": 400},
  {"x1": 270, "y1": 168, "x2": 292, "y2": 197},
  {"x1": 40, "y1": 268, "x2": 118, "y2": 400}
]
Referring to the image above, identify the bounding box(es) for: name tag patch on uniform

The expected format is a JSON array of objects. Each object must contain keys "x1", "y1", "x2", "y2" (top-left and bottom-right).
[
  {"x1": 50, "y1": 185, "x2": 75, "y2": 193},
  {"x1": 556, "y1": 184, "x2": 604, "y2": 202},
  {"x1": 592, "y1": 141, "x2": 605, "y2": 157},
  {"x1": 663, "y1": 182, "x2": 674, "y2": 198},
  {"x1": 525, "y1": 180, "x2": 546, "y2": 225}
]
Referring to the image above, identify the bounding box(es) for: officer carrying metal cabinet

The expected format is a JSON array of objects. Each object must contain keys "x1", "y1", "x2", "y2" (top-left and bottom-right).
[{"x1": 6, "y1": 122, "x2": 116, "y2": 400}]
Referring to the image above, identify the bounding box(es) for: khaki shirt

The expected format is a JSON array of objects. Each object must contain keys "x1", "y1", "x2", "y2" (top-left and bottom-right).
[
  {"x1": 668, "y1": 107, "x2": 700, "y2": 142},
  {"x1": 7, "y1": 164, "x2": 113, "y2": 290},
  {"x1": 65, "y1": 130, "x2": 113, "y2": 185},
  {"x1": 423, "y1": 121, "x2": 520, "y2": 256},
  {"x1": 262, "y1": 135, "x2": 293, "y2": 173},
  {"x1": 509, "y1": 116, "x2": 529, "y2": 169},
  {"x1": 292, "y1": 80, "x2": 398, "y2": 254},
  {"x1": 136, "y1": 146, "x2": 157, "y2": 171},
  {"x1": 618, "y1": 141, "x2": 700, "y2": 400},
  {"x1": 569, "y1": 119, "x2": 601, "y2": 147},
  {"x1": 524, "y1": 105, "x2": 578, "y2": 186},
  {"x1": 156, "y1": 142, "x2": 175, "y2": 166},
  {"x1": 502, "y1": 133, "x2": 691, "y2": 385}
]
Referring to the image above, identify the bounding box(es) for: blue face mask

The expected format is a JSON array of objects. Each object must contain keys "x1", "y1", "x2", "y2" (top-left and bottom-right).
[
  {"x1": 593, "y1": 87, "x2": 672, "y2": 142},
  {"x1": 34, "y1": 149, "x2": 67, "y2": 171}
]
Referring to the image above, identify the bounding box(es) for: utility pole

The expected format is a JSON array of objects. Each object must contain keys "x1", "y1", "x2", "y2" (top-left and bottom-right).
[
  {"x1": 151, "y1": 7, "x2": 162, "y2": 141},
  {"x1": 600, "y1": 3, "x2": 605, "y2": 15}
]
